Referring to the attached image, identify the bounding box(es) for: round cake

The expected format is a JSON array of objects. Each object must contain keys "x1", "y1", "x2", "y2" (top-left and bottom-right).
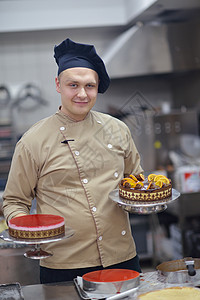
[
  {"x1": 8, "y1": 214, "x2": 65, "y2": 239},
  {"x1": 82, "y1": 269, "x2": 140, "y2": 294},
  {"x1": 138, "y1": 286, "x2": 200, "y2": 299},
  {"x1": 119, "y1": 173, "x2": 172, "y2": 202}
]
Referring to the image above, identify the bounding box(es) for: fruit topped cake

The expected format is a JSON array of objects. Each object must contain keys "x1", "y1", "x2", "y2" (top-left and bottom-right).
[
  {"x1": 119, "y1": 173, "x2": 172, "y2": 202},
  {"x1": 8, "y1": 214, "x2": 65, "y2": 239}
]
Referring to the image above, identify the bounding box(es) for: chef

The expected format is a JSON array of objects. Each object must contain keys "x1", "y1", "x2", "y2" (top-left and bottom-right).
[{"x1": 3, "y1": 38, "x2": 143, "y2": 283}]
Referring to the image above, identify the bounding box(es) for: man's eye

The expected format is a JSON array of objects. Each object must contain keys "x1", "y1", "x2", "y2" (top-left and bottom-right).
[{"x1": 70, "y1": 83, "x2": 77, "y2": 87}]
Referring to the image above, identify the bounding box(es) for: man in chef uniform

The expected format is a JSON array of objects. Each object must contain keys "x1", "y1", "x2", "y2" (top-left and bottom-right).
[{"x1": 3, "y1": 38, "x2": 143, "y2": 283}]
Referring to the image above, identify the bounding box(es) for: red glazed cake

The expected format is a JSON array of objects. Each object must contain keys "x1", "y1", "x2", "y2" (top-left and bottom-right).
[
  {"x1": 83, "y1": 269, "x2": 139, "y2": 283},
  {"x1": 8, "y1": 214, "x2": 65, "y2": 239},
  {"x1": 119, "y1": 173, "x2": 172, "y2": 202},
  {"x1": 82, "y1": 269, "x2": 140, "y2": 294}
]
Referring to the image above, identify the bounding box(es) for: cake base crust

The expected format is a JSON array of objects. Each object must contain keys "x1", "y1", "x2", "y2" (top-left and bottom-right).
[
  {"x1": 119, "y1": 184, "x2": 172, "y2": 202},
  {"x1": 9, "y1": 225, "x2": 65, "y2": 239},
  {"x1": 138, "y1": 286, "x2": 200, "y2": 299},
  {"x1": 8, "y1": 214, "x2": 65, "y2": 239}
]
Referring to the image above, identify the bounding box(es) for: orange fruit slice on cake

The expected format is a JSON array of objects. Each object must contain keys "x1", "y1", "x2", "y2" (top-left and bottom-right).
[
  {"x1": 135, "y1": 181, "x2": 144, "y2": 188},
  {"x1": 129, "y1": 175, "x2": 138, "y2": 182},
  {"x1": 146, "y1": 182, "x2": 153, "y2": 190},
  {"x1": 154, "y1": 175, "x2": 167, "y2": 182},
  {"x1": 123, "y1": 178, "x2": 137, "y2": 188},
  {"x1": 137, "y1": 173, "x2": 145, "y2": 181},
  {"x1": 155, "y1": 180, "x2": 163, "y2": 188},
  {"x1": 160, "y1": 177, "x2": 170, "y2": 185},
  {"x1": 148, "y1": 174, "x2": 157, "y2": 181}
]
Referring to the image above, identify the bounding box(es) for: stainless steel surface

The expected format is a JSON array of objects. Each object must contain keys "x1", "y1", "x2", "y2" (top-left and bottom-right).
[
  {"x1": 138, "y1": 271, "x2": 200, "y2": 296},
  {"x1": 75, "y1": 277, "x2": 139, "y2": 300},
  {"x1": 22, "y1": 282, "x2": 80, "y2": 300},
  {"x1": 125, "y1": 0, "x2": 200, "y2": 24},
  {"x1": 122, "y1": 109, "x2": 199, "y2": 172},
  {"x1": 106, "y1": 288, "x2": 138, "y2": 300},
  {"x1": 82, "y1": 275, "x2": 139, "y2": 295},
  {"x1": 109, "y1": 188, "x2": 180, "y2": 215},
  {"x1": 0, "y1": 227, "x2": 74, "y2": 244},
  {"x1": 153, "y1": 110, "x2": 199, "y2": 168},
  {"x1": 36, "y1": 271, "x2": 200, "y2": 300},
  {"x1": 74, "y1": 279, "x2": 91, "y2": 300},
  {"x1": 104, "y1": 0, "x2": 200, "y2": 78},
  {"x1": 0, "y1": 283, "x2": 24, "y2": 300},
  {"x1": 185, "y1": 258, "x2": 196, "y2": 277},
  {"x1": 167, "y1": 192, "x2": 200, "y2": 257},
  {"x1": 0, "y1": 248, "x2": 40, "y2": 285},
  {"x1": 105, "y1": 20, "x2": 200, "y2": 78},
  {"x1": 0, "y1": 227, "x2": 74, "y2": 259},
  {"x1": 19, "y1": 270, "x2": 200, "y2": 300},
  {"x1": 156, "y1": 258, "x2": 200, "y2": 284},
  {"x1": 122, "y1": 111, "x2": 156, "y2": 172}
]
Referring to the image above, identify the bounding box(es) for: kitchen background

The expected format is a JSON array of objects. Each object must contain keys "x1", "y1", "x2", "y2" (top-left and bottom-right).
[{"x1": 0, "y1": 0, "x2": 200, "y2": 285}]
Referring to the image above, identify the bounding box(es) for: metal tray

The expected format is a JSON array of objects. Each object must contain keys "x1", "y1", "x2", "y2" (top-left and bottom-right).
[
  {"x1": 0, "y1": 283, "x2": 24, "y2": 300},
  {"x1": 0, "y1": 226, "x2": 74, "y2": 245},
  {"x1": 109, "y1": 188, "x2": 180, "y2": 214},
  {"x1": 74, "y1": 278, "x2": 139, "y2": 300},
  {"x1": 0, "y1": 227, "x2": 74, "y2": 259},
  {"x1": 74, "y1": 278, "x2": 94, "y2": 300},
  {"x1": 156, "y1": 258, "x2": 200, "y2": 284}
]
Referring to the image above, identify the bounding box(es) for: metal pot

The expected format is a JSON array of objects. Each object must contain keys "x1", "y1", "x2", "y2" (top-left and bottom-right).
[
  {"x1": 82, "y1": 269, "x2": 140, "y2": 294},
  {"x1": 156, "y1": 257, "x2": 200, "y2": 284}
]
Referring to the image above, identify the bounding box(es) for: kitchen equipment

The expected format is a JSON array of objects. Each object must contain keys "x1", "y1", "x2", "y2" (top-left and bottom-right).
[
  {"x1": 174, "y1": 165, "x2": 200, "y2": 193},
  {"x1": 0, "y1": 85, "x2": 12, "y2": 125},
  {"x1": 109, "y1": 188, "x2": 180, "y2": 214},
  {"x1": 0, "y1": 283, "x2": 24, "y2": 300},
  {"x1": 180, "y1": 134, "x2": 200, "y2": 158},
  {"x1": 75, "y1": 270, "x2": 200, "y2": 300},
  {"x1": 156, "y1": 257, "x2": 200, "y2": 284},
  {"x1": 12, "y1": 83, "x2": 47, "y2": 111},
  {"x1": 0, "y1": 85, "x2": 11, "y2": 107},
  {"x1": 0, "y1": 227, "x2": 74, "y2": 259},
  {"x1": 122, "y1": 110, "x2": 199, "y2": 171},
  {"x1": 82, "y1": 269, "x2": 140, "y2": 295}
]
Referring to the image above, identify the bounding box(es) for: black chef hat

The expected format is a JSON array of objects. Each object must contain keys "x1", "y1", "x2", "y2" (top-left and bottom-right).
[{"x1": 54, "y1": 38, "x2": 110, "y2": 94}]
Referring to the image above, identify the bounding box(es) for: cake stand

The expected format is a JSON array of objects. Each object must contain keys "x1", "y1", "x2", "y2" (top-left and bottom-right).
[
  {"x1": 109, "y1": 188, "x2": 180, "y2": 214},
  {"x1": 0, "y1": 226, "x2": 74, "y2": 259}
]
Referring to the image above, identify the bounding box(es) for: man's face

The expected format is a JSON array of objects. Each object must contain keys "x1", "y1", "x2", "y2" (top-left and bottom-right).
[{"x1": 55, "y1": 67, "x2": 99, "y2": 121}]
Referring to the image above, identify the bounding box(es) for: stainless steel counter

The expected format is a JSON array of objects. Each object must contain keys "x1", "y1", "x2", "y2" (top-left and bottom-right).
[
  {"x1": 167, "y1": 192, "x2": 200, "y2": 256},
  {"x1": 22, "y1": 282, "x2": 80, "y2": 300},
  {"x1": 0, "y1": 247, "x2": 40, "y2": 285},
  {"x1": 21, "y1": 271, "x2": 200, "y2": 300}
]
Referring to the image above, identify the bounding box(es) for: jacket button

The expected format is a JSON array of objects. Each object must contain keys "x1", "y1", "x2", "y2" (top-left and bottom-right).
[
  {"x1": 82, "y1": 179, "x2": 88, "y2": 184},
  {"x1": 121, "y1": 230, "x2": 126, "y2": 236}
]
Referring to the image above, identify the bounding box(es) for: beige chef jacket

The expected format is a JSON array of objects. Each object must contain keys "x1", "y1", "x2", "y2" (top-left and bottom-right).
[{"x1": 3, "y1": 109, "x2": 143, "y2": 269}]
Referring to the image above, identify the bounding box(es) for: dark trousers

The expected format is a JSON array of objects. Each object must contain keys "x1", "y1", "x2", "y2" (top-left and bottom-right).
[{"x1": 40, "y1": 255, "x2": 142, "y2": 284}]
